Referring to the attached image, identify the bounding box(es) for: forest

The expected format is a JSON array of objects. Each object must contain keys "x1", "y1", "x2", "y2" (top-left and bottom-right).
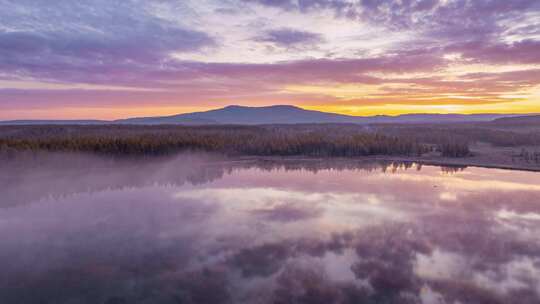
[
  {"x1": 375, "y1": 124, "x2": 540, "y2": 148},
  {"x1": 1, "y1": 122, "x2": 539, "y2": 166},
  {"x1": 0, "y1": 124, "x2": 433, "y2": 158}
]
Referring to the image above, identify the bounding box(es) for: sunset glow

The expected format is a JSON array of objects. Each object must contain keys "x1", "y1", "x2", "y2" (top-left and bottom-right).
[{"x1": 1, "y1": 0, "x2": 540, "y2": 119}]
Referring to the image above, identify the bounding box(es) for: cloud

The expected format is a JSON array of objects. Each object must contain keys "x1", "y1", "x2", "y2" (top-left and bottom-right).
[
  {"x1": 1, "y1": 0, "x2": 540, "y2": 118},
  {"x1": 1, "y1": 48, "x2": 537, "y2": 115},
  {"x1": 255, "y1": 28, "x2": 323, "y2": 48},
  {"x1": 246, "y1": 0, "x2": 358, "y2": 15},
  {"x1": 0, "y1": 0, "x2": 215, "y2": 68},
  {"x1": 0, "y1": 45, "x2": 445, "y2": 90},
  {"x1": 251, "y1": 203, "x2": 323, "y2": 222},
  {"x1": 447, "y1": 40, "x2": 540, "y2": 64},
  {"x1": 248, "y1": 0, "x2": 540, "y2": 51}
]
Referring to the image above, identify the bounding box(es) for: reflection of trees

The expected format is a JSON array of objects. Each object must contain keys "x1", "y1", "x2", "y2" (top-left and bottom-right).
[
  {"x1": 0, "y1": 153, "x2": 438, "y2": 207},
  {"x1": 440, "y1": 165, "x2": 467, "y2": 174},
  {"x1": 243, "y1": 158, "x2": 424, "y2": 175},
  {"x1": 0, "y1": 153, "x2": 227, "y2": 207}
]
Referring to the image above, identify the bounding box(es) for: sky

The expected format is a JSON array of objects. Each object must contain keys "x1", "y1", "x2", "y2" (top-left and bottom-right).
[{"x1": 1, "y1": 0, "x2": 540, "y2": 120}]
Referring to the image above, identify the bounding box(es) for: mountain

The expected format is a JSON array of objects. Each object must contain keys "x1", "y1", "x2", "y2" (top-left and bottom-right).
[
  {"x1": 0, "y1": 105, "x2": 529, "y2": 125},
  {"x1": 492, "y1": 115, "x2": 540, "y2": 125},
  {"x1": 116, "y1": 105, "x2": 521, "y2": 125},
  {"x1": 117, "y1": 105, "x2": 362, "y2": 125}
]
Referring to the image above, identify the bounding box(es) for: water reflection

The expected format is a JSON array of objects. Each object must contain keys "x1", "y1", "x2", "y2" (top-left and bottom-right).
[{"x1": 1, "y1": 153, "x2": 539, "y2": 303}]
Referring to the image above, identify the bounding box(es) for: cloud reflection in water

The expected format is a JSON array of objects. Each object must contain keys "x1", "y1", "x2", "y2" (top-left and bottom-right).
[{"x1": 0, "y1": 154, "x2": 539, "y2": 303}]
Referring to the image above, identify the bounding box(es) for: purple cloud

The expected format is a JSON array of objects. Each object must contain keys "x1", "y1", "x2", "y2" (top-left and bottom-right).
[
  {"x1": 1, "y1": 0, "x2": 539, "y2": 118},
  {"x1": 0, "y1": 42, "x2": 445, "y2": 89},
  {"x1": 447, "y1": 40, "x2": 540, "y2": 65},
  {"x1": 249, "y1": 0, "x2": 540, "y2": 60},
  {"x1": 0, "y1": 0, "x2": 215, "y2": 67},
  {"x1": 246, "y1": 0, "x2": 356, "y2": 15},
  {"x1": 255, "y1": 28, "x2": 323, "y2": 48}
]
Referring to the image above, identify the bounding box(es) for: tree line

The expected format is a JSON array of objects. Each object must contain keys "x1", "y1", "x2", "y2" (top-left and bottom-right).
[{"x1": 0, "y1": 125, "x2": 432, "y2": 158}]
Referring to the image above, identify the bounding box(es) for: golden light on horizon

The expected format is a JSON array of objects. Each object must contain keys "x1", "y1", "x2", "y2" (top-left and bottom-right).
[{"x1": 304, "y1": 98, "x2": 540, "y2": 116}]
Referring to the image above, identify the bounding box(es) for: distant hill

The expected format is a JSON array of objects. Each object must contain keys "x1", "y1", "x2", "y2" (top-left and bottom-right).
[
  {"x1": 115, "y1": 105, "x2": 519, "y2": 125},
  {"x1": 0, "y1": 105, "x2": 529, "y2": 125},
  {"x1": 493, "y1": 115, "x2": 540, "y2": 125},
  {"x1": 116, "y1": 105, "x2": 362, "y2": 125}
]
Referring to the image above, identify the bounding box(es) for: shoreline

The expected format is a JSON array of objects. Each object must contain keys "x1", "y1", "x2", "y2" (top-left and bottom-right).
[
  {"x1": 231, "y1": 155, "x2": 540, "y2": 172},
  {"x1": 2, "y1": 150, "x2": 539, "y2": 173}
]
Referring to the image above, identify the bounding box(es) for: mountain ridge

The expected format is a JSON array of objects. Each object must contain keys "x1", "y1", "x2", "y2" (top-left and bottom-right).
[
  {"x1": 492, "y1": 115, "x2": 540, "y2": 124},
  {"x1": 0, "y1": 105, "x2": 533, "y2": 125}
]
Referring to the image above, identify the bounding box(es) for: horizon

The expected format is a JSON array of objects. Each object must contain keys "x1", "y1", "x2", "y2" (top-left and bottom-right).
[
  {"x1": 1, "y1": 1, "x2": 540, "y2": 120},
  {"x1": 1, "y1": 104, "x2": 538, "y2": 122}
]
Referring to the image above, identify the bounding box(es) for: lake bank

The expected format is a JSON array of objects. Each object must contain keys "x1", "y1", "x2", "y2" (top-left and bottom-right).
[{"x1": 231, "y1": 154, "x2": 540, "y2": 172}]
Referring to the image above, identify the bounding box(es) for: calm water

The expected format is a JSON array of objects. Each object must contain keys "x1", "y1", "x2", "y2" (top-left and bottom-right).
[{"x1": 1, "y1": 154, "x2": 540, "y2": 304}]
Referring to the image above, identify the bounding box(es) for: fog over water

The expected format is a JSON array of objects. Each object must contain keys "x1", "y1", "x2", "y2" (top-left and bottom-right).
[{"x1": 1, "y1": 153, "x2": 540, "y2": 304}]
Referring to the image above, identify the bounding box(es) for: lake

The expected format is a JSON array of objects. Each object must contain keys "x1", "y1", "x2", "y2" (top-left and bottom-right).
[{"x1": 1, "y1": 154, "x2": 540, "y2": 304}]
